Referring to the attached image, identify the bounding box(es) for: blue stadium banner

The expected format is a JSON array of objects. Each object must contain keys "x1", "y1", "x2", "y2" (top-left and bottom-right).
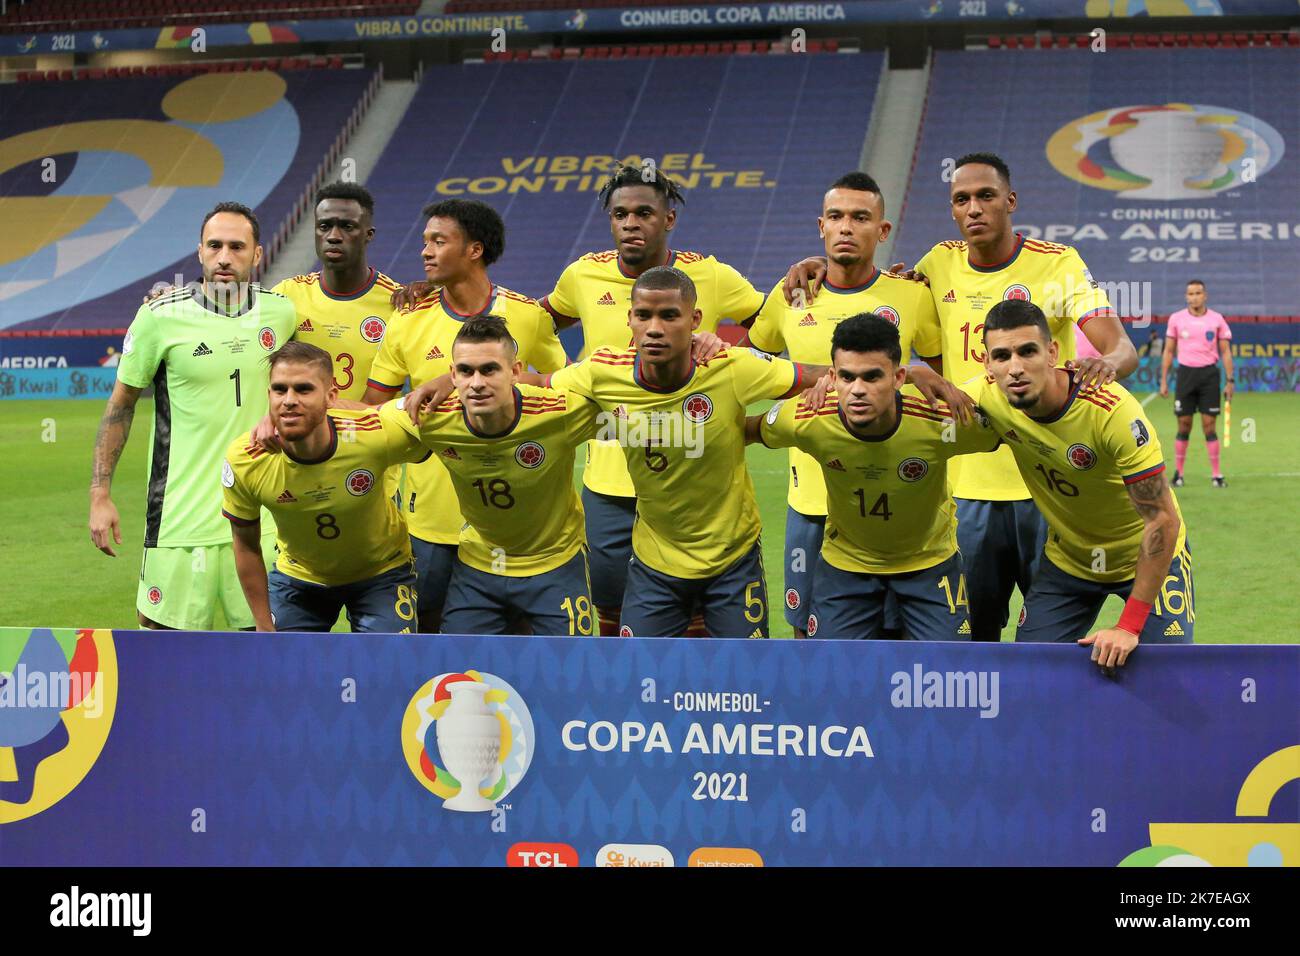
[
  {"x1": 0, "y1": 367, "x2": 118, "y2": 400},
  {"x1": 4, "y1": 1, "x2": 1295, "y2": 56},
  {"x1": 2, "y1": 627, "x2": 1296, "y2": 866}
]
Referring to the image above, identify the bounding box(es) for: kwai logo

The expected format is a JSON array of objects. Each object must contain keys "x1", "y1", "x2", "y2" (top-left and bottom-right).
[
  {"x1": 1, "y1": 628, "x2": 117, "y2": 824},
  {"x1": 401, "y1": 670, "x2": 534, "y2": 812},
  {"x1": 1046, "y1": 104, "x2": 1284, "y2": 200}
]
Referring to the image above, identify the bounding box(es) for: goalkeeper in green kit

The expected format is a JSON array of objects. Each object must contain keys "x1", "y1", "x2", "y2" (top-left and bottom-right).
[{"x1": 88, "y1": 202, "x2": 297, "y2": 629}]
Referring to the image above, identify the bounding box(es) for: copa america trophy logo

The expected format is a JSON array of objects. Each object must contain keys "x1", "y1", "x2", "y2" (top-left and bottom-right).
[
  {"x1": 1046, "y1": 104, "x2": 1284, "y2": 200},
  {"x1": 436, "y1": 682, "x2": 504, "y2": 812},
  {"x1": 400, "y1": 670, "x2": 534, "y2": 812}
]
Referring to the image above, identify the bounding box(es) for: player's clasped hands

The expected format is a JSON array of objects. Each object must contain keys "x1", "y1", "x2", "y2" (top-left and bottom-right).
[{"x1": 1078, "y1": 627, "x2": 1139, "y2": 670}]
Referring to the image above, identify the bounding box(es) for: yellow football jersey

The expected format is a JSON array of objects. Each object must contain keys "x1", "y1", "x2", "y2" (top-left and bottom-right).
[
  {"x1": 964, "y1": 371, "x2": 1184, "y2": 583},
  {"x1": 549, "y1": 345, "x2": 800, "y2": 579},
  {"x1": 381, "y1": 387, "x2": 600, "y2": 577},
  {"x1": 222, "y1": 408, "x2": 430, "y2": 587},
  {"x1": 760, "y1": 392, "x2": 998, "y2": 574},
  {"x1": 272, "y1": 268, "x2": 402, "y2": 402},
  {"x1": 540, "y1": 249, "x2": 766, "y2": 498},
  {"x1": 366, "y1": 285, "x2": 568, "y2": 544},
  {"x1": 915, "y1": 234, "x2": 1115, "y2": 501},
  {"x1": 749, "y1": 269, "x2": 941, "y2": 517}
]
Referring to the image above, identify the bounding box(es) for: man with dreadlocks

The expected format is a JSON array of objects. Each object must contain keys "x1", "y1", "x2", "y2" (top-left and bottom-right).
[{"x1": 540, "y1": 163, "x2": 767, "y2": 635}]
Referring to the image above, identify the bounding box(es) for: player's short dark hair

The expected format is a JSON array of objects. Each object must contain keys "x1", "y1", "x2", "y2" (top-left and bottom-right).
[
  {"x1": 631, "y1": 265, "x2": 697, "y2": 306},
  {"x1": 598, "y1": 162, "x2": 687, "y2": 211},
  {"x1": 453, "y1": 314, "x2": 518, "y2": 358},
  {"x1": 316, "y1": 181, "x2": 374, "y2": 216},
  {"x1": 983, "y1": 299, "x2": 1050, "y2": 342},
  {"x1": 1186, "y1": 279, "x2": 1206, "y2": 289},
  {"x1": 955, "y1": 152, "x2": 1012, "y2": 188},
  {"x1": 831, "y1": 313, "x2": 902, "y2": 366},
  {"x1": 267, "y1": 340, "x2": 333, "y2": 381},
  {"x1": 828, "y1": 171, "x2": 884, "y2": 206},
  {"x1": 421, "y1": 199, "x2": 505, "y2": 266},
  {"x1": 201, "y1": 201, "x2": 260, "y2": 244}
]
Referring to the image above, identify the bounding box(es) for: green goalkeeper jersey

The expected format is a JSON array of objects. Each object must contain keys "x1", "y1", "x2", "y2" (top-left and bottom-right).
[{"x1": 117, "y1": 284, "x2": 297, "y2": 548}]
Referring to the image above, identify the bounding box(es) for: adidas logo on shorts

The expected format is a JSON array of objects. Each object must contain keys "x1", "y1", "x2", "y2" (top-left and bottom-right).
[
  {"x1": 942, "y1": 289, "x2": 957, "y2": 303},
  {"x1": 425, "y1": 346, "x2": 445, "y2": 360},
  {"x1": 598, "y1": 292, "x2": 617, "y2": 305},
  {"x1": 1164, "y1": 620, "x2": 1185, "y2": 637},
  {"x1": 192, "y1": 342, "x2": 213, "y2": 356}
]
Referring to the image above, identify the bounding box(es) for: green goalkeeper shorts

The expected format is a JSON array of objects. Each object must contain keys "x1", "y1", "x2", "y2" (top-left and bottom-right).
[{"x1": 135, "y1": 533, "x2": 277, "y2": 630}]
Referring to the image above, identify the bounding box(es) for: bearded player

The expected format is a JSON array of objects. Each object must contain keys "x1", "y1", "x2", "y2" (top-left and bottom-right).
[
  {"x1": 223, "y1": 342, "x2": 430, "y2": 632},
  {"x1": 967, "y1": 300, "x2": 1191, "y2": 666},
  {"x1": 90, "y1": 202, "x2": 296, "y2": 630}
]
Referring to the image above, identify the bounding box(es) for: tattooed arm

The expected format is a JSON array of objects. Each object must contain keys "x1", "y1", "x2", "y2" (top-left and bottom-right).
[
  {"x1": 1124, "y1": 469, "x2": 1182, "y2": 604},
  {"x1": 89, "y1": 381, "x2": 143, "y2": 556},
  {"x1": 1079, "y1": 469, "x2": 1182, "y2": 668}
]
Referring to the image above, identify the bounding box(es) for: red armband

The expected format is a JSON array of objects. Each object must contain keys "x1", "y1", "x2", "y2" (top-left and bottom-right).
[{"x1": 1116, "y1": 597, "x2": 1152, "y2": 636}]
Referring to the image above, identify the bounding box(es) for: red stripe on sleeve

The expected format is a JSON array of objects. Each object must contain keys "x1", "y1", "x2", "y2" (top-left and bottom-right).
[{"x1": 1122, "y1": 463, "x2": 1165, "y2": 485}]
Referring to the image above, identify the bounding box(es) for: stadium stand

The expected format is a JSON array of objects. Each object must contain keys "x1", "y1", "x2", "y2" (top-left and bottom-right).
[
  {"x1": 1, "y1": 67, "x2": 378, "y2": 331},
  {"x1": 364, "y1": 52, "x2": 884, "y2": 328},
  {"x1": 14, "y1": 55, "x2": 352, "y2": 82},
  {"x1": 447, "y1": 0, "x2": 752, "y2": 10},
  {"x1": 0, "y1": 1, "x2": 419, "y2": 32},
  {"x1": 893, "y1": 49, "x2": 1300, "y2": 318}
]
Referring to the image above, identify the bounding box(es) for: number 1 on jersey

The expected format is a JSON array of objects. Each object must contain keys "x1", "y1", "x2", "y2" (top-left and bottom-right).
[{"x1": 229, "y1": 368, "x2": 241, "y2": 407}]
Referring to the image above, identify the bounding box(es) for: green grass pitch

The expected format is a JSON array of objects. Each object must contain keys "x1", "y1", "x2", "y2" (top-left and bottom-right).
[{"x1": 1, "y1": 394, "x2": 1296, "y2": 642}]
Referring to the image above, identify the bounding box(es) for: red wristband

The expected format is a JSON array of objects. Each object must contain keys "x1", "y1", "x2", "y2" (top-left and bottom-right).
[{"x1": 1116, "y1": 597, "x2": 1152, "y2": 636}]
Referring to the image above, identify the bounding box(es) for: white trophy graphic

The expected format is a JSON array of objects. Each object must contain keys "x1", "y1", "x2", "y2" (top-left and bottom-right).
[
  {"x1": 1108, "y1": 110, "x2": 1227, "y2": 200},
  {"x1": 435, "y1": 681, "x2": 503, "y2": 812}
]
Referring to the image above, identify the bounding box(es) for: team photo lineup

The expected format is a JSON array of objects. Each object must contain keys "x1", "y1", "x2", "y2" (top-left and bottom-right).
[
  {"x1": 6, "y1": 5, "x2": 1300, "y2": 896},
  {"x1": 81, "y1": 152, "x2": 1213, "y2": 665}
]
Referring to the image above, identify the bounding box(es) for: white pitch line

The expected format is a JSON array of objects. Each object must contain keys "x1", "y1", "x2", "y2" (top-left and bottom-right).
[{"x1": 1140, "y1": 392, "x2": 1159, "y2": 407}]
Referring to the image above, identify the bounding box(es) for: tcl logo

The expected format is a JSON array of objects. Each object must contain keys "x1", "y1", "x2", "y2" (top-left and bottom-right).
[{"x1": 507, "y1": 843, "x2": 579, "y2": 867}]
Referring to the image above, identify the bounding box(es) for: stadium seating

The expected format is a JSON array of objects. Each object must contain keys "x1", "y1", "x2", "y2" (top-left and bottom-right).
[
  {"x1": 480, "y1": 38, "x2": 832, "y2": 62},
  {"x1": 447, "y1": 0, "x2": 755, "y2": 11},
  {"x1": 984, "y1": 30, "x2": 1299, "y2": 50},
  {"x1": 364, "y1": 53, "x2": 884, "y2": 323},
  {"x1": 14, "y1": 55, "x2": 350, "y2": 84},
  {"x1": 2, "y1": 68, "x2": 376, "y2": 331},
  {"x1": 0, "y1": 1, "x2": 418, "y2": 32},
  {"x1": 894, "y1": 49, "x2": 1300, "y2": 317}
]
